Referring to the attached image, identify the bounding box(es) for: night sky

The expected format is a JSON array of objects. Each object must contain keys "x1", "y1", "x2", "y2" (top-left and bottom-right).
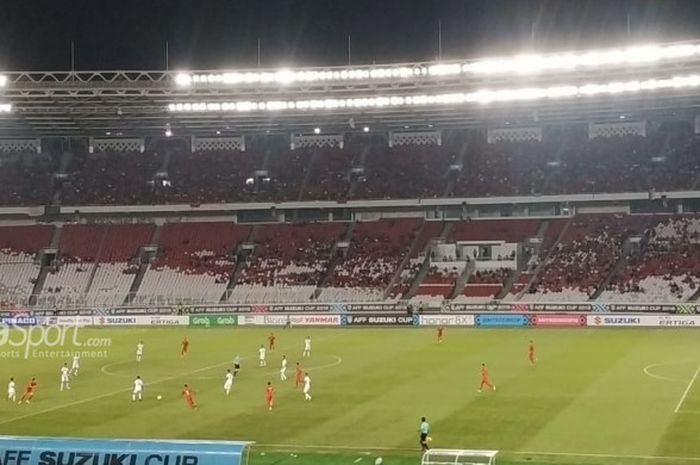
[{"x1": 1, "y1": 0, "x2": 700, "y2": 71}]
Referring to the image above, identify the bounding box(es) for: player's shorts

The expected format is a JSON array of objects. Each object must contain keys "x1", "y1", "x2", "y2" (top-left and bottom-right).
[
  {"x1": 420, "y1": 433, "x2": 428, "y2": 442},
  {"x1": 133, "y1": 388, "x2": 142, "y2": 394},
  {"x1": 8, "y1": 389, "x2": 15, "y2": 397},
  {"x1": 61, "y1": 376, "x2": 69, "y2": 382},
  {"x1": 224, "y1": 382, "x2": 233, "y2": 390},
  {"x1": 303, "y1": 386, "x2": 310, "y2": 394},
  {"x1": 136, "y1": 351, "x2": 143, "y2": 356}
]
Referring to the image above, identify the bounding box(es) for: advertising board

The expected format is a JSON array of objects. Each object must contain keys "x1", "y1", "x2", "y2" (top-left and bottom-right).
[
  {"x1": 342, "y1": 314, "x2": 418, "y2": 326},
  {"x1": 474, "y1": 314, "x2": 528, "y2": 327},
  {"x1": 419, "y1": 314, "x2": 475, "y2": 326},
  {"x1": 189, "y1": 314, "x2": 238, "y2": 327},
  {"x1": 0, "y1": 436, "x2": 253, "y2": 465},
  {"x1": 532, "y1": 314, "x2": 587, "y2": 327},
  {"x1": 238, "y1": 314, "x2": 341, "y2": 326}
]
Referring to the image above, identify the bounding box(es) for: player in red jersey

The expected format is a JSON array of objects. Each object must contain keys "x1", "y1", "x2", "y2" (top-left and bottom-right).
[
  {"x1": 18, "y1": 377, "x2": 37, "y2": 404},
  {"x1": 437, "y1": 327, "x2": 444, "y2": 343},
  {"x1": 181, "y1": 336, "x2": 189, "y2": 358},
  {"x1": 182, "y1": 384, "x2": 198, "y2": 410},
  {"x1": 528, "y1": 340, "x2": 536, "y2": 366},
  {"x1": 265, "y1": 381, "x2": 274, "y2": 411},
  {"x1": 268, "y1": 333, "x2": 276, "y2": 352},
  {"x1": 478, "y1": 363, "x2": 495, "y2": 393},
  {"x1": 295, "y1": 362, "x2": 303, "y2": 388}
]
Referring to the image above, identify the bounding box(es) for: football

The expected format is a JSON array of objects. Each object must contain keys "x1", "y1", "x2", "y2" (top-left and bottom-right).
[
  {"x1": 156, "y1": 395, "x2": 162, "y2": 400},
  {"x1": 374, "y1": 457, "x2": 383, "y2": 465}
]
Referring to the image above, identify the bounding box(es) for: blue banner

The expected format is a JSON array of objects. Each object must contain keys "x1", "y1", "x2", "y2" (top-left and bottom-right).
[
  {"x1": 0, "y1": 436, "x2": 253, "y2": 465},
  {"x1": 475, "y1": 314, "x2": 529, "y2": 327}
]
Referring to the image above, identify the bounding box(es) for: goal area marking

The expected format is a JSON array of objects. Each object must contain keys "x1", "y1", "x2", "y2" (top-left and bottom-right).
[{"x1": 421, "y1": 448, "x2": 498, "y2": 465}]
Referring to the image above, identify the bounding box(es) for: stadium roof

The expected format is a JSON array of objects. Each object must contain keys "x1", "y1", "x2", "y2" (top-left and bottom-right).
[{"x1": 4, "y1": 41, "x2": 700, "y2": 138}]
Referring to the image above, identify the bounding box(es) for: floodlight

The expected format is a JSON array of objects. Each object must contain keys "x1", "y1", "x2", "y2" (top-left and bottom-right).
[
  {"x1": 363, "y1": 126, "x2": 370, "y2": 133},
  {"x1": 313, "y1": 127, "x2": 321, "y2": 134},
  {"x1": 174, "y1": 73, "x2": 192, "y2": 87},
  {"x1": 0, "y1": 75, "x2": 7, "y2": 87}
]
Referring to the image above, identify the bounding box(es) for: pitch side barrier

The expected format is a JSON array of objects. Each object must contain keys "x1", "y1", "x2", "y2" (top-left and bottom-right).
[
  {"x1": 3, "y1": 301, "x2": 698, "y2": 318},
  {"x1": 0, "y1": 436, "x2": 254, "y2": 465}
]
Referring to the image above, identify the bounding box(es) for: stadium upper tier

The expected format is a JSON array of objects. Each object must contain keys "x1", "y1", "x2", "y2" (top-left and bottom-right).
[
  {"x1": 2, "y1": 213, "x2": 699, "y2": 309},
  {"x1": 0, "y1": 127, "x2": 698, "y2": 207},
  {"x1": 4, "y1": 40, "x2": 700, "y2": 135}
]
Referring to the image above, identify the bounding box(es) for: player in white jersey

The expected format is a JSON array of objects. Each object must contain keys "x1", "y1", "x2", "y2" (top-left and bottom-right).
[
  {"x1": 258, "y1": 345, "x2": 267, "y2": 367},
  {"x1": 132, "y1": 376, "x2": 143, "y2": 401},
  {"x1": 280, "y1": 355, "x2": 288, "y2": 381},
  {"x1": 60, "y1": 363, "x2": 70, "y2": 391},
  {"x1": 224, "y1": 369, "x2": 233, "y2": 395},
  {"x1": 136, "y1": 341, "x2": 144, "y2": 362},
  {"x1": 303, "y1": 372, "x2": 312, "y2": 401},
  {"x1": 70, "y1": 354, "x2": 80, "y2": 376},
  {"x1": 303, "y1": 336, "x2": 312, "y2": 358},
  {"x1": 7, "y1": 377, "x2": 16, "y2": 402}
]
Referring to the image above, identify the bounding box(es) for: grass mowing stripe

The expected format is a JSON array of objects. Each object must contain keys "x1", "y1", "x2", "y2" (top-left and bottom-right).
[
  {"x1": 0, "y1": 333, "x2": 340, "y2": 427},
  {"x1": 675, "y1": 364, "x2": 700, "y2": 413},
  {"x1": 0, "y1": 359, "x2": 232, "y2": 426}
]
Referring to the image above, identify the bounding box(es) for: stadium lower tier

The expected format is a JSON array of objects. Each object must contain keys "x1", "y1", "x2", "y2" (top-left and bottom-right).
[
  {"x1": 1, "y1": 327, "x2": 700, "y2": 465},
  {"x1": 1, "y1": 212, "x2": 699, "y2": 308}
]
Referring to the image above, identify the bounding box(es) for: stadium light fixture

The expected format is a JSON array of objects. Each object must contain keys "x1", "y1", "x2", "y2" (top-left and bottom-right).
[
  {"x1": 175, "y1": 73, "x2": 192, "y2": 87},
  {"x1": 167, "y1": 73, "x2": 700, "y2": 114},
  {"x1": 0, "y1": 103, "x2": 12, "y2": 113},
  {"x1": 313, "y1": 127, "x2": 321, "y2": 134},
  {"x1": 0, "y1": 75, "x2": 7, "y2": 87},
  {"x1": 363, "y1": 126, "x2": 370, "y2": 133}
]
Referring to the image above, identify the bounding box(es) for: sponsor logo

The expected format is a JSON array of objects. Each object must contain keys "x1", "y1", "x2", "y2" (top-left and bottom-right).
[
  {"x1": 533, "y1": 314, "x2": 586, "y2": 327},
  {"x1": 97, "y1": 317, "x2": 138, "y2": 326},
  {"x1": 475, "y1": 314, "x2": 528, "y2": 327},
  {"x1": 658, "y1": 316, "x2": 698, "y2": 327},
  {"x1": 0, "y1": 316, "x2": 37, "y2": 326},
  {"x1": 189, "y1": 314, "x2": 239, "y2": 327},
  {"x1": 149, "y1": 317, "x2": 183, "y2": 326},
  {"x1": 344, "y1": 314, "x2": 417, "y2": 326},
  {"x1": 419, "y1": 315, "x2": 475, "y2": 326}
]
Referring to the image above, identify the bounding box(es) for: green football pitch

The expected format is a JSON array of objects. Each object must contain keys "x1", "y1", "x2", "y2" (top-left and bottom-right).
[{"x1": 1, "y1": 326, "x2": 700, "y2": 465}]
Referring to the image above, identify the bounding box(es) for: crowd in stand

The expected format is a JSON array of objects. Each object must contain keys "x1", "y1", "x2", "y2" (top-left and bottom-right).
[
  {"x1": 604, "y1": 217, "x2": 700, "y2": 300},
  {"x1": 325, "y1": 219, "x2": 420, "y2": 294},
  {"x1": 527, "y1": 215, "x2": 644, "y2": 298},
  {"x1": 237, "y1": 224, "x2": 343, "y2": 287},
  {"x1": 2, "y1": 127, "x2": 698, "y2": 207}
]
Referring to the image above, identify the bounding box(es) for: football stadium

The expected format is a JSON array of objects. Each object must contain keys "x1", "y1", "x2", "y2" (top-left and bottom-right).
[{"x1": 2, "y1": 1, "x2": 700, "y2": 464}]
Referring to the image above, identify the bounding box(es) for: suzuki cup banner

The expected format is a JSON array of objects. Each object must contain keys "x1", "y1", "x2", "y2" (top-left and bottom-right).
[
  {"x1": 342, "y1": 314, "x2": 419, "y2": 326},
  {"x1": 587, "y1": 314, "x2": 700, "y2": 327},
  {"x1": 0, "y1": 436, "x2": 253, "y2": 465},
  {"x1": 419, "y1": 314, "x2": 475, "y2": 326},
  {"x1": 94, "y1": 315, "x2": 188, "y2": 326},
  {"x1": 238, "y1": 314, "x2": 341, "y2": 326}
]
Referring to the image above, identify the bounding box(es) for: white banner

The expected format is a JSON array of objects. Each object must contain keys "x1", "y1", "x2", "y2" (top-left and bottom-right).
[
  {"x1": 587, "y1": 314, "x2": 700, "y2": 327},
  {"x1": 238, "y1": 314, "x2": 340, "y2": 326},
  {"x1": 419, "y1": 314, "x2": 475, "y2": 326},
  {"x1": 38, "y1": 316, "x2": 95, "y2": 326},
  {"x1": 94, "y1": 315, "x2": 188, "y2": 326}
]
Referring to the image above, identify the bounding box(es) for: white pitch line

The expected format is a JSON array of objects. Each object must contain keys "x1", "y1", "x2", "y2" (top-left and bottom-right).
[
  {"x1": 2, "y1": 334, "x2": 341, "y2": 426},
  {"x1": 513, "y1": 450, "x2": 700, "y2": 462},
  {"x1": 675, "y1": 364, "x2": 700, "y2": 413},
  {"x1": 643, "y1": 363, "x2": 682, "y2": 382},
  {"x1": 0, "y1": 359, "x2": 232, "y2": 426},
  {"x1": 257, "y1": 443, "x2": 700, "y2": 462}
]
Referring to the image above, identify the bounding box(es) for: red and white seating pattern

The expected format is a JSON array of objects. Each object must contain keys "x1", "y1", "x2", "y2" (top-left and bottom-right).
[
  {"x1": 0, "y1": 225, "x2": 53, "y2": 307},
  {"x1": 229, "y1": 223, "x2": 344, "y2": 303},
  {"x1": 320, "y1": 218, "x2": 422, "y2": 301},
  {"x1": 524, "y1": 214, "x2": 645, "y2": 301},
  {"x1": 602, "y1": 216, "x2": 700, "y2": 302},
  {"x1": 138, "y1": 222, "x2": 250, "y2": 303}
]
